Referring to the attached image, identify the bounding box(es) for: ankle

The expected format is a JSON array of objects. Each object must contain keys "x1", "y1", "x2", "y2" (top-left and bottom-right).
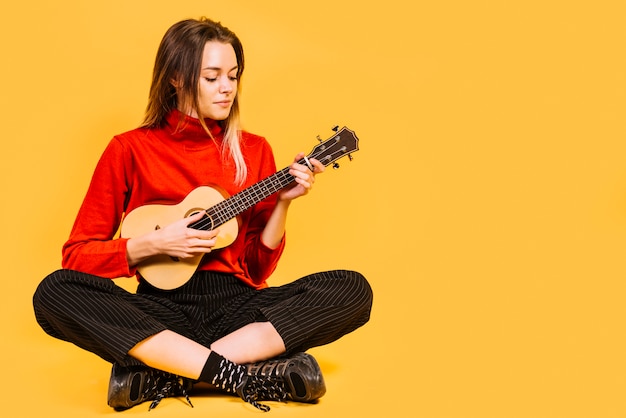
[{"x1": 198, "y1": 351, "x2": 246, "y2": 394}]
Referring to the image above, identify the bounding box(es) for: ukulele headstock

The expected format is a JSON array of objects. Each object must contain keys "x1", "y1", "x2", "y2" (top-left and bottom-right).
[{"x1": 307, "y1": 126, "x2": 359, "y2": 168}]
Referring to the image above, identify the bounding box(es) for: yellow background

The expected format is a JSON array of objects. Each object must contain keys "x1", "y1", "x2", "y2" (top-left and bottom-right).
[{"x1": 2, "y1": 1, "x2": 626, "y2": 417}]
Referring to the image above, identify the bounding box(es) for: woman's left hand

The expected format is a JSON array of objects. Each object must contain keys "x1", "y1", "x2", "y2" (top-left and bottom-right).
[{"x1": 278, "y1": 153, "x2": 325, "y2": 202}]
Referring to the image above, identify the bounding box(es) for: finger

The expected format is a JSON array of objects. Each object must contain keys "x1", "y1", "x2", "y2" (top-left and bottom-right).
[
  {"x1": 202, "y1": 228, "x2": 220, "y2": 240},
  {"x1": 190, "y1": 228, "x2": 220, "y2": 240},
  {"x1": 186, "y1": 236, "x2": 218, "y2": 253},
  {"x1": 191, "y1": 238, "x2": 216, "y2": 250},
  {"x1": 293, "y1": 153, "x2": 320, "y2": 173},
  {"x1": 290, "y1": 166, "x2": 314, "y2": 185},
  {"x1": 293, "y1": 175, "x2": 313, "y2": 190},
  {"x1": 309, "y1": 158, "x2": 325, "y2": 173},
  {"x1": 184, "y1": 211, "x2": 208, "y2": 226},
  {"x1": 291, "y1": 161, "x2": 308, "y2": 172},
  {"x1": 293, "y1": 159, "x2": 319, "y2": 176}
]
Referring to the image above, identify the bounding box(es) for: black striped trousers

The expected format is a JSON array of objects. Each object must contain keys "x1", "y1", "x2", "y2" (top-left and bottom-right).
[{"x1": 33, "y1": 269, "x2": 373, "y2": 367}]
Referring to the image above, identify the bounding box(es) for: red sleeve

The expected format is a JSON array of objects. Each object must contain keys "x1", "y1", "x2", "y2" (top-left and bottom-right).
[
  {"x1": 236, "y1": 138, "x2": 286, "y2": 287},
  {"x1": 238, "y1": 196, "x2": 286, "y2": 287},
  {"x1": 62, "y1": 137, "x2": 136, "y2": 278}
]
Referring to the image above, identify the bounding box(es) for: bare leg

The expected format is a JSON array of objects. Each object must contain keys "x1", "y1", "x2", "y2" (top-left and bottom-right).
[
  {"x1": 211, "y1": 321, "x2": 286, "y2": 364},
  {"x1": 128, "y1": 322, "x2": 285, "y2": 379},
  {"x1": 128, "y1": 330, "x2": 210, "y2": 379}
]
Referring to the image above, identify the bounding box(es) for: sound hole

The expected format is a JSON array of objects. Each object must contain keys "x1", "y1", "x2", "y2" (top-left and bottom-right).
[
  {"x1": 185, "y1": 207, "x2": 214, "y2": 231},
  {"x1": 185, "y1": 207, "x2": 204, "y2": 217}
]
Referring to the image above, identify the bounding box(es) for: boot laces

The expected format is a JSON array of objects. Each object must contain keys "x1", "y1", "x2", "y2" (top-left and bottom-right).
[
  {"x1": 240, "y1": 374, "x2": 288, "y2": 412},
  {"x1": 146, "y1": 372, "x2": 194, "y2": 410}
]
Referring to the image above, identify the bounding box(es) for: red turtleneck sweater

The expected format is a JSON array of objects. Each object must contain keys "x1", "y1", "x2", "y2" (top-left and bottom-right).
[{"x1": 62, "y1": 111, "x2": 285, "y2": 289}]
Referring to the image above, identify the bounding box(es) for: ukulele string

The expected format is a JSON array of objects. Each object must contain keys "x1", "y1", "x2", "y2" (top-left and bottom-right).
[{"x1": 188, "y1": 142, "x2": 346, "y2": 231}]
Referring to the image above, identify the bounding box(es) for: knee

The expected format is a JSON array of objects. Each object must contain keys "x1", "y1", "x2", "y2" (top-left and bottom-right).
[
  {"x1": 33, "y1": 269, "x2": 67, "y2": 310},
  {"x1": 343, "y1": 270, "x2": 374, "y2": 314},
  {"x1": 33, "y1": 269, "x2": 86, "y2": 311}
]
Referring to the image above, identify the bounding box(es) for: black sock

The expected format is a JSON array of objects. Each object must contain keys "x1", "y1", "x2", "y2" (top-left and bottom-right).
[{"x1": 198, "y1": 351, "x2": 246, "y2": 393}]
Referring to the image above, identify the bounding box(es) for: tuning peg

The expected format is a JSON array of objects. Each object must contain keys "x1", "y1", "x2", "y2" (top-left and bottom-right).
[
  {"x1": 333, "y1": 163, "x2": 340, "y2": 169},
  {"x1": 316, "y1": 135, "x2": 322, "y2": 143},
  {"x1": 348, "y1": 154, "x2": 353, "y2": 161},
  {"x1": 332, "y1": 125, "x2": 339, "y2": 132}
]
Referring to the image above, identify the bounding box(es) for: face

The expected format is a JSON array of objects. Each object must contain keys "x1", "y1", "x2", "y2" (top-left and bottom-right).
[{"x1": 179, "y1": 41, "x2": 239, "y2": 120}]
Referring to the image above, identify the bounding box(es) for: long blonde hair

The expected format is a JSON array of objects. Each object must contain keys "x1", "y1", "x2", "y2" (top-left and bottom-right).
[{"x1": 142, "y1": 17, "x2": 247, "y2": 184}]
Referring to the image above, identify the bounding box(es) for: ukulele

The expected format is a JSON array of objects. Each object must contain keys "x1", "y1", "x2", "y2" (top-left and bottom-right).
[{"x1": 120, "y1": 126, "x2": 359, "y2": 290}]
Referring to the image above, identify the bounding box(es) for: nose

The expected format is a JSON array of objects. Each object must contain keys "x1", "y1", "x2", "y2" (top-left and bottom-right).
[{"x1": 220, "y1": 77, "x2": 234, "y2": 94}]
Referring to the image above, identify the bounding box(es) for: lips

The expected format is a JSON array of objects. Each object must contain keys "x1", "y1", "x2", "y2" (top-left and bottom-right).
[{"x1": 214, "y1": 101, "x2": 232, "y2": 108}]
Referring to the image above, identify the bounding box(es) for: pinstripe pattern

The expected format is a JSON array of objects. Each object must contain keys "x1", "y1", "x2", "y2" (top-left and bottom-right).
[{"x1": 33, "y1": 269, "x2": 372, "y2": 366}]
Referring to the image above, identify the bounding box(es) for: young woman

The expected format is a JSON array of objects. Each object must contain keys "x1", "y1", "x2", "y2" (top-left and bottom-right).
[{"x1": 32, "y1": 17, "x2": 372, "y2": 412}]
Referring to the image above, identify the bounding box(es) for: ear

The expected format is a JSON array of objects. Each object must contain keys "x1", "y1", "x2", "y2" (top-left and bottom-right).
[
  {"x1": 170, "y1": 71, "x2": 184, "y2": 88},
  {"x1": 170, "y1": 77, "x2": 182, "y2": 88}
]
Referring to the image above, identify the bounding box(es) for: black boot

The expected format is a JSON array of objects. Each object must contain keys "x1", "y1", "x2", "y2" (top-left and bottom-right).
[
  {"x1": 237, "y1": 352, "x2": 326, "y2": 411},
  {"x1": 107, "y1": 363, "x2": 194, "y2": 411}
]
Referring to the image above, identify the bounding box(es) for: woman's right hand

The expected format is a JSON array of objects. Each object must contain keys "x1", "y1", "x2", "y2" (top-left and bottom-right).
[{"x1": 126, "y1": 212, "x2": 219, "y2": 266}]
